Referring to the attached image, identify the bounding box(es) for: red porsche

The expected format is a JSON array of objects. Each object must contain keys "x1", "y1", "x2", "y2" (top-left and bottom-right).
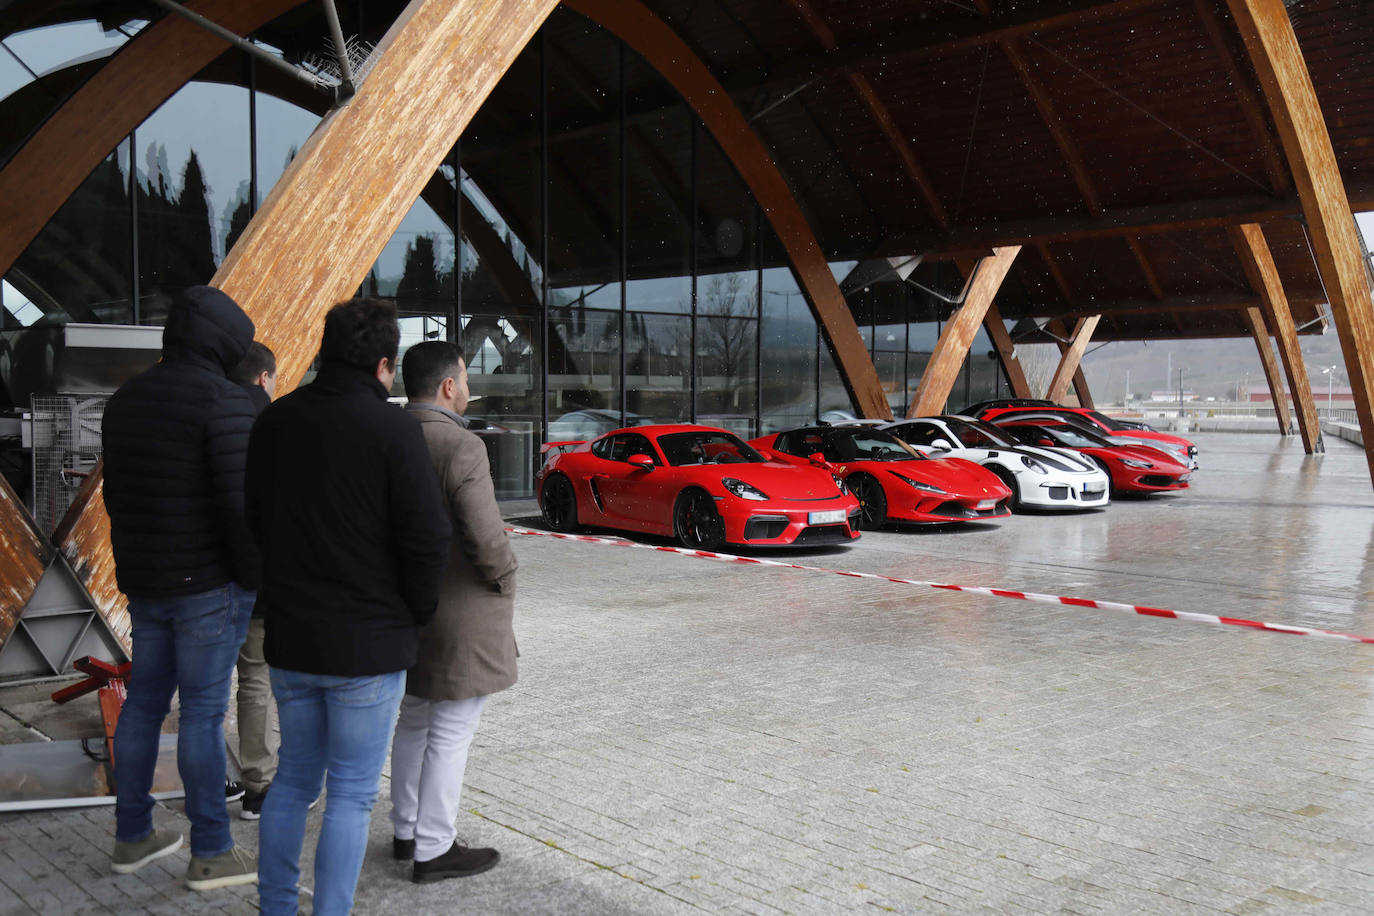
[
  {"x1": 750, "y1": 426, "x2": 1012, "y2": 528},
  {"x1": 536, "y1": 424, "x2": 861, "y2": 550},
  {"x1": 992, "y1": 419, "x2": 1191, "y2": 494}
]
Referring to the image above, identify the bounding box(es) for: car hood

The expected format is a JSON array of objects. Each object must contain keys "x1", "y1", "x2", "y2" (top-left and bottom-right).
[
  {"x1": 849, "y1": 457, "x2": 1009, "y2": 497},
  {"x1": 728, "y1": 461, "x2": 846, "y2": 500},
  {"x1": 1100, "y1": 443, "x2": 1189, "y2": 469}
]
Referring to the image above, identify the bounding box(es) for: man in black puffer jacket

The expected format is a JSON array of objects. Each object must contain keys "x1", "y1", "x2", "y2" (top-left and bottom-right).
[{"x1": 102, "y1": 285, "x2": 259, "y2": 891}]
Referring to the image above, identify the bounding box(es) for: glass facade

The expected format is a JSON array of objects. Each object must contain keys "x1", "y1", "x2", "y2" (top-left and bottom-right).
[{"x1": 0, "y1": 7, "x2": 1012, "y2": 499}]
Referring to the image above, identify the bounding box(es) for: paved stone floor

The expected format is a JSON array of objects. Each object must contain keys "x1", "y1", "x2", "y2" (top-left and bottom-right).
[{"x1": 2, "y1": 431, "x2": 1373, "y2": 914}]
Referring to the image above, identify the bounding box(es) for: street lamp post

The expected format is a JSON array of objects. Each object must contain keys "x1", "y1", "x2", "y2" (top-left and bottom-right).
[{"x1": 1321, "y1": 365, "x2": 1339, "y2": 418}]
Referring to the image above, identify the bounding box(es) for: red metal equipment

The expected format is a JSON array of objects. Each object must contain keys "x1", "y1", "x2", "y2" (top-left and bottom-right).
[{"x1": 52, "y1": 656, "x2": 130, "y2": 765}]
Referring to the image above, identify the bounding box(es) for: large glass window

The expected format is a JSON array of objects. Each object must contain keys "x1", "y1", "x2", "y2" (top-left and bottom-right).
[
  {"x1": 625, "y1": 53, "x2": 690, "y2": 314},
  {"x1": 135, "y1": 80, "x2": 251, "y2": 322}
]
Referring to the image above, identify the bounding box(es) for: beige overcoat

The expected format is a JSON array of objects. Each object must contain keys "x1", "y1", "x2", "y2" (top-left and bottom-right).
[{"x1": 406, "y1": 408, "x2": 518, "y2": 701}]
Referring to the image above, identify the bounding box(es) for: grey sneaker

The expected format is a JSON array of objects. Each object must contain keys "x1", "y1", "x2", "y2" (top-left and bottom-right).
[
  {"x1": 185, "y1": 845, "x2": 257, "y2": 891},
  {"x1": 112, "y1": 828, "x2": 182, "y2": 874}
]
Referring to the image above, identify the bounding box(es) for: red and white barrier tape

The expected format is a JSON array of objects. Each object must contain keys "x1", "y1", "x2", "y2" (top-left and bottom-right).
[{"x1": 506, "y1": 525, "x2": 1374, "y2": 646}]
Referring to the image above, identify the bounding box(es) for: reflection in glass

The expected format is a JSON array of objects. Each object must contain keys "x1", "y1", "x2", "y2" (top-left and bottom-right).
[
  {"x1": 463, "y1": 311, "x2": 538, "y2": 497},
  {"x1": 549, "y1": 307, "x2": 620, "y2": 432},
  {"x1": 625, "y1": 312, "x2": 689, "y2": 421},
  {"x1": 625, "y1": 54, "x2": 690, "y2": 313},
  {"x1": 253, "y1": 89, "x2": 320, "y2": 209},
  {"x1": 136, "y1": 80, "x2": 251, "y2": 322},
  {"x1": 760, "y1": 258, "x2": 816, "y2": 433}
]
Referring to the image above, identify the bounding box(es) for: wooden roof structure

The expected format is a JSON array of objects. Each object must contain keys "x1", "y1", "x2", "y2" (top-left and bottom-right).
[{"x1": 1, "y1": 0, "x2": 1373, "y2": 652}]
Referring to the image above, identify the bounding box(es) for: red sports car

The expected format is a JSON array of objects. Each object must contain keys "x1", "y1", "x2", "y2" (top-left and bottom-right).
[
  {"x1": 992, "y1": 419, "x2": 1191, "y2": 494},
  {"x1": 751, "y1": 426, "x2": 1012, "y2": 528},
  {"x1": 536, "y1": 424, "x2": 861, "y2": 550},
  {"x1": 972, "y1": 405, "x2": 1198, "y2": 469}
]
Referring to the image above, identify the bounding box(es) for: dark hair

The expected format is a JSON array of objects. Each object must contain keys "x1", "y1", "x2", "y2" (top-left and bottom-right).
[
  {"x1": 229, "y1": 340, "x2": 276, "y2": 385},
  {"x1": 319, "y1": 298, "x2": 399, "y2": 372},
  {"x1": 402, "y1": 341, "x2": 463, "y2": 401}
]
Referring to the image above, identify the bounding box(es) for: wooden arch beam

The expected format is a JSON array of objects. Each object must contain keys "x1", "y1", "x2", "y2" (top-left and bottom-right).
[
  {"x1": 1229, "y1": 223, "x2": 1320, "y2": 451},
  {"x1": 49, "y1": 0, "x2": 559, "y2": 649},
  {"x1": 1226, "y1": 0, "x2": 1374, "y2": 480},
  {"x1": 0, "y1": 0, "x2": 307, "y2": 279},
  {"x1": 983, "y1": 301, "x2": 1032, "y2": 398},
  {"x1": 907, "y1": 247, "x2": 1020, "y2": 417},
  {"x1": 1046, "y1": 316, "x2": 1100, "y2": 405},
  {"x1": 1239, "y1": 306, "x2": 1292, "y2": 436},
  {"x1": 563, "y1": 0, "x2": 890, "y2": 420}
]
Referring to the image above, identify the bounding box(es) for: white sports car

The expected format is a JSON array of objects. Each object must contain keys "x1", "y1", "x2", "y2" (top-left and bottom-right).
[{"x1": 879, "y1": 415, "x2": 1111, "y2": 511}]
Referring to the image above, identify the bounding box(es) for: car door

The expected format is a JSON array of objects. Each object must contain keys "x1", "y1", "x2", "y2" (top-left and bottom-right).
[{"x1": 590, "y1": 432, "x2": 663, "y2": 530}]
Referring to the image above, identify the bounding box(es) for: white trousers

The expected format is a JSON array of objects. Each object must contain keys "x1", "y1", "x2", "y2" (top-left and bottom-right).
[{"x1": 388, "y1": 693, "x2": 488, "y2": 863}]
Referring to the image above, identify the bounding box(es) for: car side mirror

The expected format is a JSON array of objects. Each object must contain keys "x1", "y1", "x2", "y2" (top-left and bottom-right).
[
  {"x1": 755, "y1": 448, "x2": 775, "y2": 460},
  {"x1": 1036, "y1": 437, "x2": 1053, "y2": 447},
  {"x1": 628, "y1": 453, "x2": 655, "y2": 471},
  {"x1": 930, "y1": 438, "x2": 952, "y2": 450},
  {"x1": 807, "y1": 452, "x2": 832, "y2": 468}
]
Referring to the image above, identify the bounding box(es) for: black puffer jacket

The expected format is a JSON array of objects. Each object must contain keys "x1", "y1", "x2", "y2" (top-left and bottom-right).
[
  {"x1": 246, "y1": 361, "x2": 452, "y2": 676},
  {"x1": 102, "y1": 286, "x2": 259, "y2": 597}
]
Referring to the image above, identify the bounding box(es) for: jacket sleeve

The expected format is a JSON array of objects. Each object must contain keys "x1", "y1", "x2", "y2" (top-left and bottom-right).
[
  {"x1": 205, "y1": 386, "x2": 260, "y2": 590},
  {"x1": 445, "y1": 432, "x2": 518, "y2": 594},
  {"x1": 389, "y1": 417, "x2": 453, "y2": 624}
]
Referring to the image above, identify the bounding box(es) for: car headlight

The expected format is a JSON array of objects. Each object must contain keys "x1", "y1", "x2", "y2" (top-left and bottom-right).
[
  {"x1": 1019, "y1": 455, "x2": 1046, "y2": 473},
  {"x1": 721, "y1": 477, "x2": 769, "y2": 501},
  {"x1": 831, "y1": 474, "x2": 848, "y2": 495},
  {"x1": 891, "y1": 472, "x2": 946, "y2": 494},
  {"x1": 1121, "y1": 458, "x2": 1153, "y2": 469}
]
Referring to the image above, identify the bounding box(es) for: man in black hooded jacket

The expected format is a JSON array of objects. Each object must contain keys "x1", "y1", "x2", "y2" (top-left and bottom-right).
[{"x1": 102, "y1": 285, "x2": 259, "y2": 891}]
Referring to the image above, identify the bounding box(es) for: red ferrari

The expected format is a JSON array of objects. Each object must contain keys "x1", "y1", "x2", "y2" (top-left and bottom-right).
[
  {"x1": 992, "y1": 419, "x2": 1191, "y2": 494},
  {"x1": 751, "y1": 426, "x2": 1012, "y2": 528},
  {"x1": 536, "y1": 424, "x2": 861, "y2": 550}
]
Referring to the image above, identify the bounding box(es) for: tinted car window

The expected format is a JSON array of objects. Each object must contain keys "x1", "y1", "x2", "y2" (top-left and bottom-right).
[
  {"x1": 890, "y1": 422, "x2": 943, "y2": 447},
  {"x1": 658, "y1": 431, "x2": 764, "y2": 466},
  {"x1": 603, "y1": 433, "x2": 659, "y2": 463}
]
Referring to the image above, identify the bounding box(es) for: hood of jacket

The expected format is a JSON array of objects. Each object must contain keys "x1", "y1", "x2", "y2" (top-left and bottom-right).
[{"x1": 161, "y1": 285, "x2": 255, "y2": 374}]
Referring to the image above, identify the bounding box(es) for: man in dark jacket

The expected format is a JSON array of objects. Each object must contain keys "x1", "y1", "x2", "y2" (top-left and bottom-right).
[
  {"x1": 227, "y1": 341, "x2": 277, "y2": 818},
  {"x1": 102, "y1": 285, "x2": 259, "y2": 891},
  {"x1": 388, "y1": 342, "x2": 518, "y2": 883},
  {"x1": 246, "y1": 298, "x2": 451, "y2": 916}
]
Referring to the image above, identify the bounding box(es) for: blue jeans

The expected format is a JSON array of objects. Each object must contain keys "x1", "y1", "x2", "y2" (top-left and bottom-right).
[
  {"x1": 259, "y1": 669, "x2": 405, "y2": 916},
  {"x1": 115, "y1": 583, "x2": 253, "y2": 858}
]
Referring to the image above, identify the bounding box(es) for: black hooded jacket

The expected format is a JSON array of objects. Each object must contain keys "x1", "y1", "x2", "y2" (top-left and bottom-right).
[{"x1": 102, "y1": 286, "x2": 260, "y2": 597}]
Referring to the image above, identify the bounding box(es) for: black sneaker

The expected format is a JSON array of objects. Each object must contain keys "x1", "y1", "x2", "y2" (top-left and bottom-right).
[
  {"x1": 224, "y1": 779, "x2": 245, "y2": 803},
  {"x1": 393, "y1": 837, "x2": 415, "y2": 861},
  {"x1": 240, "y1": 784, "x2": 269, "y2": 821},
  {"x1": 412, "y1": 843, "x2": 499, "y2": 883}
]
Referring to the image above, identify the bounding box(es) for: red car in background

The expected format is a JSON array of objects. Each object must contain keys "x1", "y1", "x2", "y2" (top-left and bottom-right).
[
  {"x1": 536, "y1": 425, "x2": 861, "y2": 550},
  {"x1": 971, "y1": 404, "x2": 1198, "y2": 469},
  {"x1": 751, "y1": 426, "x2": 1012, "y2": 528},
  {"x1": 991, "y1": 419, "x2": 1191, "y2": 494}
]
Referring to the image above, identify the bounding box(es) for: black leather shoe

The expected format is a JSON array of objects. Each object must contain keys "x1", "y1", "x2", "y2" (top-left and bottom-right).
[
  {"x1": 392, "y1": 838, "x2": 415, "y2": 861},
  {"x1": 411, "y1": 843, "x2": 499, "y2": 883}
]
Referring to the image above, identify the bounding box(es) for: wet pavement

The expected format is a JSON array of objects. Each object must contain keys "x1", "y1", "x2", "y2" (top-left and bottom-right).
[{"x1": 2, "y1": 431, "x2": 1373, "y2": 914}]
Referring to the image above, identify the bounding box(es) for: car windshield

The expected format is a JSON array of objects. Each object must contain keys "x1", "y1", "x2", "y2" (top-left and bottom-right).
[
  {"x1": 1011, "y1": 424, "x2": 1107, "y2": 449},
  {"x1": 942, "y1": 417, "x2": 1015, "y2": 449},
  {"x1": 658, "y1": 431, "x2": 766, "y2": 466},
  {"x1": 788, "y1": 428, "x2": 923, "y2": 462}
]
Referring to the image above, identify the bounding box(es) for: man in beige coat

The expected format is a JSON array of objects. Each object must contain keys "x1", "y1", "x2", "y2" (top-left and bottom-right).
[{"x1": 389, "y1": 341, "x2": 518, "y2": 883}]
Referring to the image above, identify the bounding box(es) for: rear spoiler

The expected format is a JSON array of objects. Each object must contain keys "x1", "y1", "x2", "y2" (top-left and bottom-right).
[{"x1": 540, "y1": 440, "x2": 584, "y2": 460}]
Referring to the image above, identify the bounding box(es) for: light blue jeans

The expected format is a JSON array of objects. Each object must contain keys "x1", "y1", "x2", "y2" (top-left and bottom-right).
[
  {"x1": 258, "y1": 668, "x2": 405, "y2": 916},
  {"x1": 115, "y1": 583, "x2": 253, "y2": 858}
]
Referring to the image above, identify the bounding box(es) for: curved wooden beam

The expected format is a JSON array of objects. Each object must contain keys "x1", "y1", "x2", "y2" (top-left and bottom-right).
[
  {"x1": 1229, "y1": 222, "x2": 1320, "y2": 451},
  {"x1": 43, "y1": 0, "x2": 558, "y2": 651},
  {"x1": 1240, "y1": 306, "x2": 1292, "y2": 437},
  {"x1": 984, "y1": 301, "x2": 1032, "y2": 398},
  {"x1": 1046, "y1": 316, "x2": 1099, "y2": 405},
  {"x1": 0, "y1": 476, "x2": 51, "y2": 653},
  {"x1": 1226, "y1": 0, "x2": 1374, "y2": 479},
  {"x1": 908, "y1": 246, "x2": 1020, "y2": 417},
  {"x1": 0, "y1": 0, "x2": 307, "y2": 279},
  {"x1": 563, "y1": 0, "x2": 890, "y2": 420}
]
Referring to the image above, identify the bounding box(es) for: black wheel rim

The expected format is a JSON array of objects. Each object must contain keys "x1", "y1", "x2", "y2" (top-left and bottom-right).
[
  {"x1": 678, "y1": 492, "x2": 724, "y2": 548},
  {"x1": 543, "y1": 478, "x2": 575, "y2": 529},
  {"x1": 855, "y1": 477, "x2": 885, "y2": 529}
]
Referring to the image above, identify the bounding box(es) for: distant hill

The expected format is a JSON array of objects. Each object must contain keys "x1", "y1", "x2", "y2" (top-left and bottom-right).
[{"x1": 1077, "y1": 329, "x2": 1349, "y2": 403}]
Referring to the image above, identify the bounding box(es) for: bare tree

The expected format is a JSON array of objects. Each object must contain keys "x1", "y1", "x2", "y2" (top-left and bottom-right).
[{"x1": 697, "y1": 273, "x2": 757, "y2": 398}]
